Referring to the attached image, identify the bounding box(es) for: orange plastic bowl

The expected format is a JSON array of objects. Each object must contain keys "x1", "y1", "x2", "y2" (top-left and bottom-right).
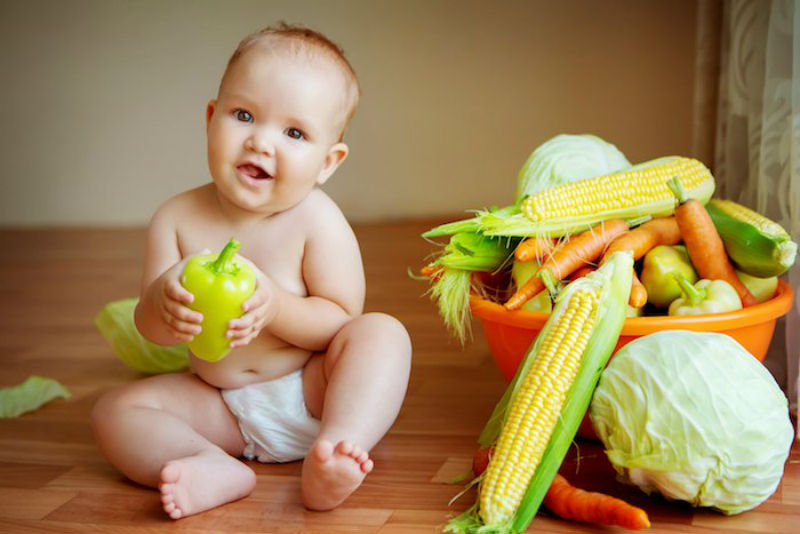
[
  {"x1": 471, "y1": 279, "x2": 795, "y2": 383},
  {"x1": 471, "y1": 279, "x2": 794, "y2": 439}
]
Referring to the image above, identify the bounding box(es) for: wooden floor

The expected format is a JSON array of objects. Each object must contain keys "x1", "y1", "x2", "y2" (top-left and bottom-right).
[{"x1": 1, "y1": 222, "x2": 798, "y2": 533}]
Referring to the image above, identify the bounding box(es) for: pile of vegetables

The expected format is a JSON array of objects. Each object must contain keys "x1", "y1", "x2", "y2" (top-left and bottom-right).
[
  {"x1": 419, "y1": 135, "x2": 797, "y2": 341},
  {"x1": 422, "y1": 135, "x2": 797, "y2": 532}
]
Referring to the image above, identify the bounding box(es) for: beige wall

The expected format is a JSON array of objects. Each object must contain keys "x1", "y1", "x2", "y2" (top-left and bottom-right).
[{"x1": 0, "y1": 0, "x2": 698, "y2": 226}]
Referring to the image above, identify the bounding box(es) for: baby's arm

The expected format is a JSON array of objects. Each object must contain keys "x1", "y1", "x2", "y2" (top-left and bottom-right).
[
  {"x1": 229, "y1": 194, "x2": 365, "y2": 352},
  {"x1": 134, "y1": 203, "x2": 203, "y2": 346}
]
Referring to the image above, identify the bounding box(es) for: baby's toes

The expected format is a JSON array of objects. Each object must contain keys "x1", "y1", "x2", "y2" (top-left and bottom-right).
[
  {"x1": 349, "y1": 445, "x2": 363, "y2": 460},
  {"x1": 312, "y1": 439, "x2": 335, "y2": 462},
  {"x1": 162, "y1": 497, "x2": 182, "y2": 519},
  {"x1": 335, "y1": 440, "x2": 354, "y2": 456},
  {"x1": 361, "y1": 458, "x2": 374, "y2": 474}
]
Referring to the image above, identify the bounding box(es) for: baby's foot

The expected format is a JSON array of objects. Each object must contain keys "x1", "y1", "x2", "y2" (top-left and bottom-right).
[
  {"x1": 301, "y1": 439, "x2": 374, "y2": 511},
  {"x1": 159, "y1": 450, "x2": 256, "y2": 519}
]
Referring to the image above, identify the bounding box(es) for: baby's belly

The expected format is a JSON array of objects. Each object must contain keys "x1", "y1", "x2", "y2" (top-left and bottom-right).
[{"x1": 189, "y1": 335, "x2": 313, "y2": 389}]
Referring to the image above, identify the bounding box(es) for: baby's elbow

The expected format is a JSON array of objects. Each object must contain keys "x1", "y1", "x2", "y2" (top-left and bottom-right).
[{"x1": 133, "y1": 302, "x2": 178, "y2": 346}]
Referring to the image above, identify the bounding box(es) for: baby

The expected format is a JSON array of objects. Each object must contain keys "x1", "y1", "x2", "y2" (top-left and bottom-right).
[{"x1": 91, "y1": 23, "x2": 412, "y2": 519}]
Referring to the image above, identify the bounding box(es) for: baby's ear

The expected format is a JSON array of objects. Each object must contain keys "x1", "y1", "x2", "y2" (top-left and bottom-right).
[
  {"x1": 316, "y1": 142, "x2": 349, "y2": 185},
  {"x1": 205, "y1": 100, "x2": 217, "y2": 130}
]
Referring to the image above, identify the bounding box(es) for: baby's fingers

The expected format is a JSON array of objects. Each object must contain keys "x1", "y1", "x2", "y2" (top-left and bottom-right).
[
  {"x1": 164, "y1": 298, "x2": 203, "y2": 325},
  {"x1": 227, "y1": 310, "x2": 258, "y2": 336},
  {"x1": 228, "y1": 325, "x2": 261, "y2": 348},
  {"x1": 241, "y1": 286, "x2": 268, "y2": 313},
  {"x1": 160, "y1": 302, "x2": 202, "y2": 333},
  {"x1": 227, "y1": 309, "x2": 269, "y2": 347},
  {"x1": 160, "y1": 307, "x2": 202, "y2": 341},
  {"x1": 165, "y1": 279, "x2": 195, "y2": 305}
]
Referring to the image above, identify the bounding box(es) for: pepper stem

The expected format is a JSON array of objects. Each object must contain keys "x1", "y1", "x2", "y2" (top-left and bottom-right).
[
  {"x1": 539, "y1": 269, "x2": 559, "y2": 300},
  {"x1": 211, "y1": 238, "x2": 241, "y2": 274},
  {"x1": 672, "y1": 272, "x2": 706, "y2": 305}
]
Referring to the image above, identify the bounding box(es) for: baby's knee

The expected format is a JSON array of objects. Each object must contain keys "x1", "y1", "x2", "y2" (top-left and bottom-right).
[
  {"x1": 345, "y1": 312, "x2": 412, "y2": 357},
  {"x1": 91, "y1": 387, "x2": 122, "y2": 445},
  {"x1": 90, "y1": 382, "x2": 158, "y2": 433},
  {"x1": 91, "y1": 386, "x2": 129, "y2": 434}
]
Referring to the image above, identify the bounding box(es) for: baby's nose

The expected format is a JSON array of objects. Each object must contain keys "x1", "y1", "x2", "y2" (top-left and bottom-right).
[{"x1": 246, "y1": 132, "x2": 275, "y2": 155}]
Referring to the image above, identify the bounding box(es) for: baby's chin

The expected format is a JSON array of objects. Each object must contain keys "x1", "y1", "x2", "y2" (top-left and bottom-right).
[{"x1": 212, "y1": 182, "x2": 275, "y2": 215}]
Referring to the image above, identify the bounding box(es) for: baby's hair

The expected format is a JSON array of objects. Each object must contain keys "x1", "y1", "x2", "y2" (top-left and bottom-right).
[{"x1": 222, "y1": 22, "x2": 361, "y2": 139}]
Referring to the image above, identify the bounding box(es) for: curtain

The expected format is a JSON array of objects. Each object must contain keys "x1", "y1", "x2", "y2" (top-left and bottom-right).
[{"x1": 713, "y1": 0, "x2": 799, "y2": 420}]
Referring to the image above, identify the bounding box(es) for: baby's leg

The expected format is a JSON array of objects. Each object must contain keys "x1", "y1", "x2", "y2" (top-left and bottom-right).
[
  {"x1": 301, "y1": 312, "x2": 411, "y2": 510},
  {"x1": 91, "y1": 373, "x2": 256, "y2": 519}
]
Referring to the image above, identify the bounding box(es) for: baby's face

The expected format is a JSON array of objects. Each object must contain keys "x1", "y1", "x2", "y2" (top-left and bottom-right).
[{"x1": 206, "y1": 47, "x2": 349, "y2": 216}]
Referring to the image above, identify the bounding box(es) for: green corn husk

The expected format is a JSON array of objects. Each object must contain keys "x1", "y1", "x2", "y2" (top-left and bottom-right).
[
  {"x1": 705, "y1": 199, "x2": 798, "y2": 277},
  {"x1": 423, "y1": 206, "x2": 520, "y2": 239},
  {"x1": 425, "y1": 232, "x2": 516, "y2": 343},
  {"x1": 438, "y1": 232, "x2": 514, "y2": 271},
  {"x1": 445, "y1": 251, "x2": 633, "y2": 534},
  {"x1": 431, "y1": 268, "x2": 473, "y2": 343}
]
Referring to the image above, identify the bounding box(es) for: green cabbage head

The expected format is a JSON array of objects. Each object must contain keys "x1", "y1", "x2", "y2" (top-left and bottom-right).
[
  {"x1": 514, "y1": 134, "x2": 630, "y2": 204},
  {"x1": 589, "y1": 330, "x2": 793, "y2": 515}
]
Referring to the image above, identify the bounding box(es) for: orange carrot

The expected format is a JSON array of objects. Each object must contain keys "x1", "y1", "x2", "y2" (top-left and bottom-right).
[
  {"x1": 471, "y1": 449, "x2": 650, "y2": 530},
  {"x1": 544, "y1": 474, "x2": 651, "y2": 530},
  {"x1": 568, "y1": 265, "x2": 596, "y2": 281},
  {"x1": 668, "y1": 179, "x2": 758, "y2": 307},
  {"x1": 600, "y1": 217, "x2": 681, "y2": 264},
  {"x1": 504, "y1": 219, "x2": 629, "y2": 310},
  {"x1": 515, "y1": 237, "x2": 556, "y2": 262},
  {"x1": 629, "y1": 271, "x2": 648, "y2": 308},
  {"x1": 598, "y1": 217, "x2": 680, "y2": 309},
  {"x1": 420, "y1": 264, "x2": 439, "y2": 278}
]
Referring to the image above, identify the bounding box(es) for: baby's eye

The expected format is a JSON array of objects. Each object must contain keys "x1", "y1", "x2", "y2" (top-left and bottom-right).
[
  {"x1": 234, "y1": 109, "x2": 253, "y2": 123},
  {"x1": 284, "y1": 127, "x2": 304, "y2": 140}
]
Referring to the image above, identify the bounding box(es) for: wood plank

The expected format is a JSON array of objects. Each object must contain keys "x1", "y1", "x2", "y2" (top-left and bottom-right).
[
  {"x1": 0, "y1": 461, "x2": 73, "y2": 489},
  {"x1": 0, "y1": 488, "x2": 76, "y2": 520}
]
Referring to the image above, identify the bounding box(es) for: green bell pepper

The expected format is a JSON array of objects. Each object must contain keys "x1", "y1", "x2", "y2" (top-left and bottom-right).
[
  {"x1": 736, "y1": 270, "x2": 778, "y2": 303},
  {"x1": 640, "y1": 245, "x2": 698, "y2": 308},
  {"x1": 511, "y1": 260, "x2": 553, "y2": 313},
  {"x1": 668, "y1": 273, "x2": 743, "y2": 316},
  {"x1": 181, "y1": 238, "x2": 256, "y2": 362}
]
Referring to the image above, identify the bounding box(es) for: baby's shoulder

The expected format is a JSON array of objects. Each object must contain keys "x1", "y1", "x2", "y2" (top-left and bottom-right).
[
  {"x1": 293, "y1": 188, "x2": 349, "y2": 229},
  {"x1": 149, "y1": 185, "x2": 215, "y2": 225}
]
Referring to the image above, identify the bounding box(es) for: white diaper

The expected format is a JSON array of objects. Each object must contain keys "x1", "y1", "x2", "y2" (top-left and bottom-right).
[{"x1": 221, "y1": 369, "x2": 320, "y2": 463}]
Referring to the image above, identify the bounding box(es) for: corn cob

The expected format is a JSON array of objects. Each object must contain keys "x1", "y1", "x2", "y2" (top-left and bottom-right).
[
  {"x1": 705, "y1": 199, "x2": 797, "y2": 277},
  {"x1": 478, "y1": 157, "x2": 715, "y2": 238},
  {"x1": 446, "y1": 251, "x2": 633, "y2": 534}
]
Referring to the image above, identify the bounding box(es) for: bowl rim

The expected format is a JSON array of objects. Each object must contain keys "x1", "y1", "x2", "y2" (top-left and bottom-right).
[{"x1": 470, "y1": 278, "x2": 794, "y2": 334}]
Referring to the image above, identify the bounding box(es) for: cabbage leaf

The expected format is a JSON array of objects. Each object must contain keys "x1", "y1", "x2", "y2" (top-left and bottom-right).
[
  {"x1": 514, "y1": 133, "x2": 631, "y2": 203},
  {"x1": 95, "y1": 298, "x2": 189, "y2": 374},
  {"x1": 0, "y1": 376, "x2": 71, "y2": 418}
]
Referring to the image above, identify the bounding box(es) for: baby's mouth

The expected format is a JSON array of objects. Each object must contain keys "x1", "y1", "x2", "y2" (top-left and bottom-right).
[{"x1": 237, "y1": 163, "x2": 272, "y2": 180}]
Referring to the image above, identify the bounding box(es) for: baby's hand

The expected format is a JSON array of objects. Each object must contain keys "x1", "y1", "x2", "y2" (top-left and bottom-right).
[
  {"x1": 226, "y1": 261, "x2": 278, "y2": 348},
  {"x1": 154, "y1": 253, "x2": 206, "y2": 343}
]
